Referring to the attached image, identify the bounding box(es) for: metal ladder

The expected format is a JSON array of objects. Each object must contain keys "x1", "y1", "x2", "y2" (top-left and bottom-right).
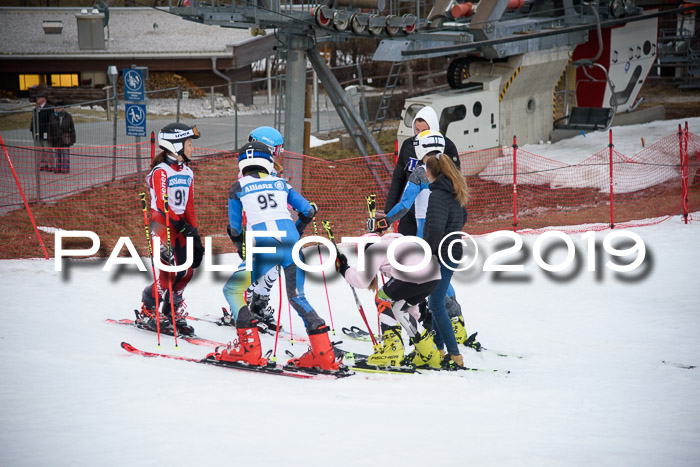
[
  {"x1": 273, "y1": 52, "x2": 286, "y2": 132},
  {"x1": 371, "y1": 61, "x2": 403, "y2": 137}
]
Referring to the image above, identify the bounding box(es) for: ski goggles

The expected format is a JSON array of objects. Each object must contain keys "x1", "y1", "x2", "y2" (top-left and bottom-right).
[{"x1": 159, "y1": 125, "x2": 200, "y2": 141}]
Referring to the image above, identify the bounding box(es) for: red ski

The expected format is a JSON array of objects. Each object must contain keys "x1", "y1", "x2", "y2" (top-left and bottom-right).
[
  {"x1": 120, "y1": 342, "x2": 348, "y2": 379},
  {"x1": 106, "y1": 319, "x2": 223, "y2": 348}
]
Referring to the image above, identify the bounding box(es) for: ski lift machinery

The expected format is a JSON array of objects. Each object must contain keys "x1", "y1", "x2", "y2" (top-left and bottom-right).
[{"x1": 169, "y1": 0, "x2": 697, "y2": 179}]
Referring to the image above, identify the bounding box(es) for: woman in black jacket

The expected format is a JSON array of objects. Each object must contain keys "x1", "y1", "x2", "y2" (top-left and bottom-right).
[{"x1": 422, "y1": 153, "x2": 469, "y2": 368}]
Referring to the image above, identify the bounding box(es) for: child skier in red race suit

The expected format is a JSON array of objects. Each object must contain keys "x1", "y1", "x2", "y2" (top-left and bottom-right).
[{"x1": 137, "y1": 123, "x2": 204, "y2": 335}]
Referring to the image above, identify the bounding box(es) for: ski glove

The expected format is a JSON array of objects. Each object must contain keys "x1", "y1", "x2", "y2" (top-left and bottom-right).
[
  {"x1": 296, "y1": 202, "x2": 318, "y2": 235},
  {"x1": 190, "y1": 227, "x2": 204, "y2": 269},
  {"x1": 173, "y1": 218, "x2": 198, "y2": 238},
  {"x1": 159, "y1": 241, "x2": 175, "y2": 266},
  {"x1": 335, "y1": 252, "x2": 349, "y2": 277},
  {"x1": 367, "y1": 216, "x2": 389, "y2": 233},
  {"x1": 227, "y1": 226, "x2": 244, "y2": 259}
]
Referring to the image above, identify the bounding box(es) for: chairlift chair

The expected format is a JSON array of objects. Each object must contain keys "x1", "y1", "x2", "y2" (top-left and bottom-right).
[{"x1": 554, "y1": 60, "x2": 619, "y2": 132}]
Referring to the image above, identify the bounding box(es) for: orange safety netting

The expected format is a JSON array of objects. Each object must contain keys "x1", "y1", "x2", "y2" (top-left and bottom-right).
[{"x1": 1, "y1": 129, "x2": 699, "y2": 260}]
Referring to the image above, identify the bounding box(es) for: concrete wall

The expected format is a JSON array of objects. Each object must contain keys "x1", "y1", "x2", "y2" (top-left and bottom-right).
[{"x1": 472, "y1": 47, "x2": 572, "y2": 145}]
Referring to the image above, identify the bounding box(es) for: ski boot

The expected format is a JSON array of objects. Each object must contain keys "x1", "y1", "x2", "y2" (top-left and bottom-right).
[
  {"x1": 220, "y1": 308, "x2": 235, "y2": 326},
  {"x1": 441, "y1": 353, "x2": 465, "y2": 370},
  {"x1": 161, "y1": 300, "x2": 195, "y2": 336},
  {"x1": 254, "y1": 305, "x2": 279, "y2": 333},
  {"x1": 367, "y1": 326, "x2": 404, "y2": 367},
  {"x1": 451, "y1": 315, "x2": 468, "y2": 345},
  {"x1": 406, "y1": 330, "x2": 442, "y2": 369},
  {"x1": 287, "y1": 325, "x2": 340, "y2": 372},
  {"x1": 464, "y1": 331, "x2": 482, "y2": 352},
  {"x1": 249, "y1": 292, "x2": 278, "y2": 333},
  {"x1": 418, "y1": 299, "x2": 432, "y2": 333},
  {"x1": 136, "y1": 304, "x2": 172, "y2": 333},
  {"x1": 215, "y1": 323, "x2": 268, "y2": 366}
]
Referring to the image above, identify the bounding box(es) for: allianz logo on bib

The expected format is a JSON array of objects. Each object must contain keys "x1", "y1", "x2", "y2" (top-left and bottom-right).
[
  {"x1": 244, "y1": 182, "x2": 280, "y2": 193},
  {"x1": 168, "y1": 175, "x2": 192, "y2": 188}
]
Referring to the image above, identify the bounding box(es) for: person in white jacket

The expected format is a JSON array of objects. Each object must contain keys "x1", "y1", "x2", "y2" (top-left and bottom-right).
[{"x1": 335, "y1": 233, "x2": 443, "y2": 369}]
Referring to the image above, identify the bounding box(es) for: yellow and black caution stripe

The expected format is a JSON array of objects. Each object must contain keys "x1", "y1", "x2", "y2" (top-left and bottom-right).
[
  {"x1": 553, "y1": 56, "x2": 573, "y2": 122},
  {"x1": 499, "y1": 65, "x2": 523, "y2": 102}
]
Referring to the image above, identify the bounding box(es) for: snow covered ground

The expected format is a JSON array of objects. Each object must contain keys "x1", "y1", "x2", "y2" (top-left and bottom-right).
[
  {"x1": 0, "y1": 214, "x2": 699, "y2": 467},
  {"x1": 1, "y1": 118, "x2": 699, "y2": 466},
  {"x1": 520, "y1": 117, "x2": 700, "y2": 165},
  {"x1": 480, "y1": 117, "x2": 700, "y2": 193}
]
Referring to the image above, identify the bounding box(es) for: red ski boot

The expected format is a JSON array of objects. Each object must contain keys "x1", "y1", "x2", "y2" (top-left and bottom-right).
[
  {"x1": 215, "y1": 324, "x2": 267, "y2": 367},
  {"x1": 287, "y1": 325, "x2": 340, "y2": 372}
]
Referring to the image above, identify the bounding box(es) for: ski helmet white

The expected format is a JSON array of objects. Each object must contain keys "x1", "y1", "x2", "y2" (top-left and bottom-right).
[
  {"x1": 414, "y1": 130, "x2": 445, "y2": 160},
  {"x1": 158, "y1": 123, "x2": 200, "y2": 162},
  {"x1": 238, "y1": 141, "x2": 274, "y2": 175}
]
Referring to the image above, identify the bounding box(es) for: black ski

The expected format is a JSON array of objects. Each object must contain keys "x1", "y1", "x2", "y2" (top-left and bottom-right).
[
  {"x1": 461, "y1": 332, "x2": 523, "y2": 359},
  {"x1": 348, "y1": 358, "x2": 509, "y2": 375},
  {"x1": 662, "y1": 360, "x2": 696, "y2": 369},
  {"x1": 333, "y1": 346, "x2": 509, "y2": 375},
  {"x1": 280, "y1": 349, "x2": 354, "y2": 378},
  {"x1": 341, "y1": 326, "x2": 378, "y2": 342}
]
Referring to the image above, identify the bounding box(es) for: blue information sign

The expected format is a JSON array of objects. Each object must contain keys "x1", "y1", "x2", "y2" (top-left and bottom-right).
[
  {"x1": 125, "y1": 103, "x2": 147, "y2": 137},
  {"x1": 123, "y1": 69, "x2": 144, "y2": 102}
]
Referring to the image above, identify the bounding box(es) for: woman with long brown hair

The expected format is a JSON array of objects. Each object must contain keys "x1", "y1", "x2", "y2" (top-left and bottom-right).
[{"x1": 422, "y1": 153, "x2": 469, "y2": 368}]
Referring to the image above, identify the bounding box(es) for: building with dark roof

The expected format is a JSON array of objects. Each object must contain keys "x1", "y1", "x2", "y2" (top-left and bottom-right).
[{"x1": 0, "y1": 6, "x2": 275, "y2": 104}]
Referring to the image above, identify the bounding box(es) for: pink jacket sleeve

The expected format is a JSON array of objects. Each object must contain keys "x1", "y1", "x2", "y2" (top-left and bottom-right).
[{"x1": 343, "y1": 245, "x2": 386, "y2": 289}]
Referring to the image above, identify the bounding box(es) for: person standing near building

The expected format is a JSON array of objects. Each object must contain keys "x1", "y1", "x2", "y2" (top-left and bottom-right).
[
  {"x1": 30, "y1": 93, "x2": 52, "y2": 171},
  {"x1": 47, "y1": 102, "x2": 76, "y2": 174}
]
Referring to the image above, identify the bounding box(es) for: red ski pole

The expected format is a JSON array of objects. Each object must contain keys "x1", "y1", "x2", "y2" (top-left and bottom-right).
[
  {"x1": 273, "y1": 266, "x2": 284, "y2": 360},
  {"x1": 322, "y1": 220, "x2": 379, "y2": 347},
  {"x1": 288, "y1": 299, "x2": 294, "y2": 345},
  {"x1": 311, "y1": 215, "x2": 335, "y2": 334},
  {"x1": 163, "y1": 193, "x2": 179, "y2": 349},
  {"x1": 140, "y1": 192, "x2": 161, "y2": 347}
]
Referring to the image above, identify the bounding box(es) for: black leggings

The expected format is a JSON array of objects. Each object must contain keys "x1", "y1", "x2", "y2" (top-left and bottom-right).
[
  {"x1": 383, "y1": 278, "x2": 440, "y2": 305},
  {"x1": 378, "y1": 278, "x2": 440, "y2": 338}
]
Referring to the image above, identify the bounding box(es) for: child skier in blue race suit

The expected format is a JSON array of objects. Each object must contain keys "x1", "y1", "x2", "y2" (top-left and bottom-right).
[
  {"x1": 216, "y1": 141, "x2": 339, "y2": 372},
  {"x1": 223, "y1": 126, "x2": 313, "y2": 332}
]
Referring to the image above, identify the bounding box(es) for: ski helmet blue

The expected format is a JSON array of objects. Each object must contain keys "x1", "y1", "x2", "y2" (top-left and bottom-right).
[{"x1": 248, "y1": 126, "x2": 283, "y2": 157}]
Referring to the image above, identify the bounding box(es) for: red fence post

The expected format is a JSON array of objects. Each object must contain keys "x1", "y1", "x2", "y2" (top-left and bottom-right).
[
  {"x1": 0, "y1": 133, "x2": 49, "y2": 259},
  {"x1": 512, "y1": 135, "x2": 518, "y2": 232},
  {"x1": 680, "y1": 123, "x2": 689, "y2": 224},
  {"x1": 609, "y1": 129, "x2": 615, "y2": 229}
]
